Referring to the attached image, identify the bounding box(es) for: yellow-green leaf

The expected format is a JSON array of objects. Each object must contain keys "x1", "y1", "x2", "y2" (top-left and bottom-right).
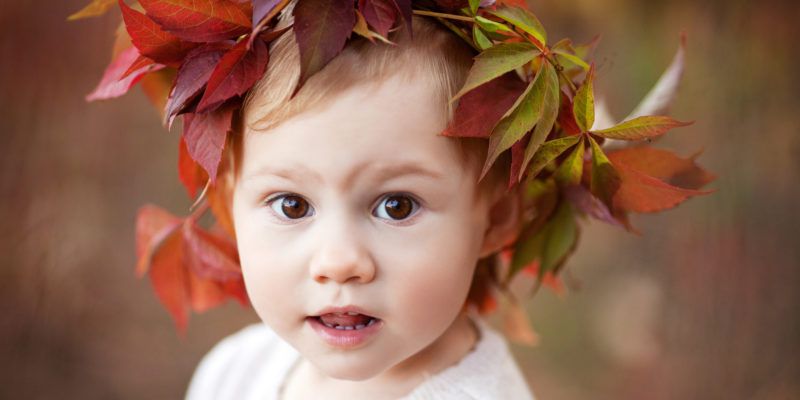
[
  {"x1": 474, "y1": 15, "x2": 514, "y2": 34},
  {"x1": 67, "y1": 0, "x2": 116, "y2": 21},
  {"x1": 472, "y1": 26, "x2": 493, "y2": 50},
  {"x1": 573, "y1": 64, "x2": 595, "y2": 132},
  {"x1": 554, "y1": 137, "x2": 585, "y2": 185},
  {"x1": 591, "y1": 116, "x2": 692, "y2": 140},
  {"x1": 454, "y1": 42, "x2": 540, "y2": 99},
  {"x1": 553, "y1": 49, "x2": 590, "y2": 71},
  {"x1": 520, "y1": 62, "x2": 560, "y2": 177},
  {"x1": 468, "y1": 0, "x2": 481, "y2": 14},
  {"x1": 510, "y1": 201, "x2": 577, "y2": 278},
  {"x1": 481, "y1": 64, "x2": 551, "y2": 179},
  {"x1": 588, "y1": 136, "x2": 621, "y2": 208},
  {"x1": 524, "y1": 135, "x2": 581, "y2": 179},
  {"x1": 488, "y1": 6, "x2": 547, "y2": 45}
]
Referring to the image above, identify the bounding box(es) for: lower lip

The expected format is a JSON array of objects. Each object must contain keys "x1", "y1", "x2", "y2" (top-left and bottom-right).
[{"x1": 306, "y1": 317, "x2": 383, "y2": 349}]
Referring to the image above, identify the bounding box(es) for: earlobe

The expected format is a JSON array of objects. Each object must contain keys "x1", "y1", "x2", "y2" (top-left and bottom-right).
[{"x1": 478, "y1": 187, "x2": 521, "y2": 258}]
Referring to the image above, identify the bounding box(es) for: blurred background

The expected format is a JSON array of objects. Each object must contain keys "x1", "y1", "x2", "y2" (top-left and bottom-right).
[{"x1": 1, "y1": 0, "x2": 797, "y2": 399}]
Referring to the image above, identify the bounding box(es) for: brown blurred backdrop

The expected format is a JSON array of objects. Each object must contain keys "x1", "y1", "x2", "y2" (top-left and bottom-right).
[{"x1": 1, "y1": 0, "x2": 798, "y2": 399}]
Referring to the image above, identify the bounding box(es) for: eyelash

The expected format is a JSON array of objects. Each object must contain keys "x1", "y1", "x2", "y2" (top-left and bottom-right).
[{"x1": 263, "y1": 192, "x2": 422, "y2": 224}]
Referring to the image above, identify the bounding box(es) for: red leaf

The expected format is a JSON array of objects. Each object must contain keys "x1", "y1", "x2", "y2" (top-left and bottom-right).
[
  {"x1": 178, "y1": 136, "x2": 208, "y2": 198},
  {"x1": 147, "y1": 225, "x2": 190, "y2": 333},
  {"x1": 358, "y1": 0, "x2": 397, "y2": 37},
  {"x1": 181, "y1": 220, "x2": 242, "y2": 281},
  {"x1": 563, "y1": 184, "x2": 623, "y2": 228},
  {"x1": 135, "y1": 204, "x2": 182, "y2": 277},
  {"x1": 612, "y1": 162, "x2": 714, "y2": 213},
  {"x1": 165, "y1": 43, "x2": 230, "y2": 127},
  {"x1": 607, "y1": 146, "x2": 716, "y2": 190},
  {"x1": 120, "y1": 54, "x2": 156, "y2": 80},
  {"x1": 442, "y1": 72, "x2": 526, "y2": 138},
  {"x1": 182, "y1": 106, "x2": 235, "y2": 182},
  {"x1": 557, "y1": 91, "x2": 582, "y2": 136},
  {"x1": 118, "y1": 0, "x2": 198, "y2": 66},
  {"x1": 139, "y1": 0, "x2": 252, "y2": 42},
  {"x1": 196, "y1": 38, "x2": 269, "y2": 113},
  {"x1": 293, "y1": 0, "x2": 356, "y2": 85},
  {"x1": 86, "y1": 47, "x2": 164, "y2": 101}
]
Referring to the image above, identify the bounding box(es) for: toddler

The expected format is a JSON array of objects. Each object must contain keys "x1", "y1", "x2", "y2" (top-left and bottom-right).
[{"x1": 185, "y1": 9, "x2": 534, "y2": 400}]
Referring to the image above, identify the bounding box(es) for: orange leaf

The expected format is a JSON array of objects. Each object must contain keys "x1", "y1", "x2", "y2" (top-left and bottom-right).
[
  {"x1": 187, "y1": 271, "x2": 227, "y2": 313},
  {"x1": 607, "y1": 146, "x2": 716, "y2": 190},
  {"x1": 135, "y1": 205, "x2": 182, "y2": 277},
  {"x1": 148, "y1": 232, "x2": 190, "y2": 333},
  {"x1": 612, "y1": 162, "x2": 714, "y2": 213},
  {"x1": 181, "y1": 220, "x2": 242, "y2": 281}
]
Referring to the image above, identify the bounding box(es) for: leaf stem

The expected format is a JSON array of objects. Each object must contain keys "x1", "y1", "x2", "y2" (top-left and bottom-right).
[
  {"x1": 546, "y1": 54, "x2": 577, "y2": 93},
  {"x1": 432, "y1": 16, "x2": 480, "y2": 51},
  {"x1": 412, "y1": 10, "x2": 474, "y2": 22}
]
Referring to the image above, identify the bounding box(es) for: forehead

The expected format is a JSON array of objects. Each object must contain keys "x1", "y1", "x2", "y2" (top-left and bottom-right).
[{"x1": 237, "y1": 74, "x2": 478, "y2": 189}]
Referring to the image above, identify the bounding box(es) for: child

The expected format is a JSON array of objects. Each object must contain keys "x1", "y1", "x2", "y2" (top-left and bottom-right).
[
  {"x1": 185, "y1": 9, "x2": 535, "y2": 400},
  {"x1": 72, "y1": 0, "x2": 709, "y2": 397}
]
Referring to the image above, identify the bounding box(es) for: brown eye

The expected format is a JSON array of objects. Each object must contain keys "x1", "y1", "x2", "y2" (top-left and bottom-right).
[
  {"x1": 269, "y1": 194, "x2": 311, "y2": 219},
  {"x1": 374, "y1": 194, "x2": 418, "y2": 221}
]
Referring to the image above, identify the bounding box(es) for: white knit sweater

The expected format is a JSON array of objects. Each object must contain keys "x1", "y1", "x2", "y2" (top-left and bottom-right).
[{"x1": 185, "y1": 316, "x2": 535, "y2": 399}]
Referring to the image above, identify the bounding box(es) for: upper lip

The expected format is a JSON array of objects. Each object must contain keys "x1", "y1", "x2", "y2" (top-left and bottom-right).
[{"x1": 311, "y1": 305, "x2": 379, "y2": 319}]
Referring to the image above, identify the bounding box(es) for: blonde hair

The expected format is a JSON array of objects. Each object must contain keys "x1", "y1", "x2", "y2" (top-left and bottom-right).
[{"x1": 220, "y1": 6, "x2": 510, "y2": 312}]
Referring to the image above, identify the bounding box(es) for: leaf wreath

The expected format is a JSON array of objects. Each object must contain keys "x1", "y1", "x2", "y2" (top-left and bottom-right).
[{"x1": 71, "y1": 0, "x2": 716, "y2": 336}]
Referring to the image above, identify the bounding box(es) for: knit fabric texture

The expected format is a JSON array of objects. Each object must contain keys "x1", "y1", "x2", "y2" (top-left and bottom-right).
[{"x1": 185, "y1": 315, "x2": 535, "y2": 399}]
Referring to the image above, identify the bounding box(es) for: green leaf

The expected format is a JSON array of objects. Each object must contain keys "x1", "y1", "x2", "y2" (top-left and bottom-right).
[
  {"x1": 573, "y1": 64, "x2": 595, "y2": 132},
  {"x1": 520, "y1": 62, "x2": 560, "y2": 177},
  {"x1": 474, "y1": 15, "x2": 514, "y2": 34},
  {"x1": 488, "y1": 6, "x2": 547, "y2": 45},
  {"x1": 468, "y1": 0, "x2": 481, "y2": 14},
  {"x1": 588, "y1": 136, "x2": 621, "y2": 208},
  {"x1": 524, "y1": 135, "x2": 581, "y2": 178},
  {"x1": 454, "y1": 42, "x2": 539, "y2": 99},
  {"x1": 554, "y1": 137, "x2": 585, "y2": 185},
  {"x1": 510, "y1": 201, "x2": 577, "y2": 278},
  {"x1": 481, "y1": 63, "x2": 551, "y2": 179},
  {"x1": 552, "y1": 49, "x2": 590, "y2": 71},
  {"x1": 592, "y1": 115, "x2": 692, "y2": 140},
  {"x1": 472, "y1": 26, "x2": 493, "y2": 50}
]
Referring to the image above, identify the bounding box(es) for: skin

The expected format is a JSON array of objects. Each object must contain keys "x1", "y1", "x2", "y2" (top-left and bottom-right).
[{"x1": 231, "y1": 73, "x2": 518, "y2": 399}]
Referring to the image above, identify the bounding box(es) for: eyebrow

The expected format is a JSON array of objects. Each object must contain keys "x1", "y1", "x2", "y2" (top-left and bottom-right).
[{"x1": 241, "y1": 162, "x2": 446, "y2": 188}]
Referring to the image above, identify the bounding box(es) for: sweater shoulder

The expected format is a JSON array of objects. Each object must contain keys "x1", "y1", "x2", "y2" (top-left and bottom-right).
[{"x1": 184, "y1": 323, "x2": 298, "y2": 400}]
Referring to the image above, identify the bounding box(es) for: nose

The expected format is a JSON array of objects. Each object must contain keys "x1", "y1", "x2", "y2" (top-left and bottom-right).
[{"x1": 308, "y1": 216, "x2": 376, "y2": 285}]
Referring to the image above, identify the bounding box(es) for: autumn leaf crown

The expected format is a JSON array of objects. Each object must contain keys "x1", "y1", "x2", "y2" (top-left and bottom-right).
[{"x1": 72, "y1": 0, "x2": 716, "y2": 335}]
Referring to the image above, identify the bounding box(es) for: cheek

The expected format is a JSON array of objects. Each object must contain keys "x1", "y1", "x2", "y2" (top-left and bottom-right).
[
  {"x1": 232, "y1": 208, "x2": 303, "y2": 330},
  {"x1": 381, "y1": 211, "x2": 484, "y2": 328}
]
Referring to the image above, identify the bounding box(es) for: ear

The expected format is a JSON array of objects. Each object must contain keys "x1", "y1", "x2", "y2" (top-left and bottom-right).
[{"x1": 478, "y1": 185, "x2": 522, "y2": 258}]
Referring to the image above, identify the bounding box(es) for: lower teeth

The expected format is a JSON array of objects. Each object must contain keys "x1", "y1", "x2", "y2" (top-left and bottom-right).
[{"x1": 320, "y1": 317, "x2": 377, "y2": 330}]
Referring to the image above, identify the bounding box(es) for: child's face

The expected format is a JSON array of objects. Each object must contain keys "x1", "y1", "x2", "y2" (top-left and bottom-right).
[{"x1": 232, "y1": 74, "x2": 494, "y2": 380}]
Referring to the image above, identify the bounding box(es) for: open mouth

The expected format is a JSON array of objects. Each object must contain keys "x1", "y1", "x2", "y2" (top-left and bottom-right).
[{"x1": 310, "y1": 311, "x2": 380, "y2": 331}]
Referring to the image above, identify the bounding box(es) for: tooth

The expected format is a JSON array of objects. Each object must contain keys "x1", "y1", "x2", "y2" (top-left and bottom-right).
[
  {"x1": 354, "y1": 324, "x2": 365, "y2": 330},
  {"x1": 367, "y1": 318, "x2": 375, "y2": 326},
  {"x1": 344, "y1": 326, "x2": 354, "y2": 330},
  {"x1": 334, "y1": 325, "x2": 345, "y2": 330},
  {"x1": 323, "y1": 321, "x2": 335, "y2": 328},
  {"x1": 346, "y1": 311, "x2": 358, "y2": 316}
]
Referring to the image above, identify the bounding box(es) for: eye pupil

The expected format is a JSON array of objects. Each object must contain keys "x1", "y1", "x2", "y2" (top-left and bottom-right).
[
  {"x1": 384, "y1": 196, "x2": 413, "y2": 220},
  {"x1": 281, "y1": 196, "x2": 308, "y2": 219}
]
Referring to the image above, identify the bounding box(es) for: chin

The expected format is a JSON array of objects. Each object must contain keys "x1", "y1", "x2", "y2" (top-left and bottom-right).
[{"x1": 312, "y1": 355, "x2": 390, "y2": 381}]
